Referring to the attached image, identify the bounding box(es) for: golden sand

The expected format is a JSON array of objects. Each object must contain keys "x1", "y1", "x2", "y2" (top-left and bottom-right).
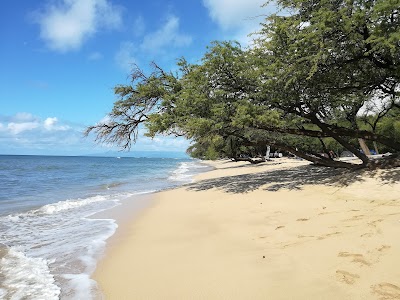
[{"x1": 93, "y1": 158, "x2": 400, "y2": 299}]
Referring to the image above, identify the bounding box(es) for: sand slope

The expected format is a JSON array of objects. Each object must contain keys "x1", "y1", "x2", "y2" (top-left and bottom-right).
[{"x1": 94, "y1": 159, "x2": 400, "y2": 300}]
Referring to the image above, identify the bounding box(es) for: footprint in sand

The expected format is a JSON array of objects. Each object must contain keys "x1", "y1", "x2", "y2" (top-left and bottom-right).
[
  {"x1": 361, "y1": 232, "x2": 374, "y2": 238},
  {"x1": 387, "y1": 212, "x2": 400, "y2": 216},
  {"x1": 336, "y1": 270, "x2": 360, "y2": 284},
  {"x1": 371, "y1": 282, "x2": 400, "y2": 299},
  {"x1": 298, "y1": 235, "x2": 315, "y2": 238},
  {"x1": 338, "y1": 252, "x2": 371, "y2": 266},
  {"x1": 317, "y1": 231, "x2": 341, "y2": 240},
  {"x1": 345, "y1": 214, "x2": 365, "y2": 221},
  {"x1": 368, "y1": 219, "x2": 384, "y2": 227},
  {"x1": 360, "y1": 219, "x2": 385, "y2": 237},
  {"x1": 377, "y1": 245, "x2": 391, "y2": 252}
]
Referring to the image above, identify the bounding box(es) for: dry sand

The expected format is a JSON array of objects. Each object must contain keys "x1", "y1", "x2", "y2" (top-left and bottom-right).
[{"x1": 93, "y1": 158, "x2": 400, "y2": 300}]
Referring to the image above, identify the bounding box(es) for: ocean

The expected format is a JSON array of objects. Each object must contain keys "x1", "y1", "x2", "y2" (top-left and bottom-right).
[{"x1": 0, "y1": 155, "x2": 210, "y2": 299}]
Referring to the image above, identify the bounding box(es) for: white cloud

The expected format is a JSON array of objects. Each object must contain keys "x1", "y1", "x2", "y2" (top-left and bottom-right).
[
  {"x1": 114, "y1": 15, "x2": 192, "y2": 71},
  {"x1": 115, "y1": 41, "x2": 137, "y2": 72},
  {"x1": 203, "y1": 0, "x2": 266, "y2": 30},
  {"x1": 8, "y1": 122, "x2": 39, "y2": 135},
  {"x1": 140, "y1": 15, "x2": 192, "y2": 52},
  {"x1": 13, "y1": 112, "x2": 38, "y2": 122},
  {"x1": 135, "y1": 126, "x2": 191, "y2": 151},
  {"x1": 98, "y1": 115, "x2": 112, "y2": 125},
  {"x1": 44, "y1": 117, "x2": 70, "y2": 131},
  {"x1": 0, "y1": 113, "x2": 94, "y2": 155},
  {"x1": 133, "y1": 135, "x2": 190, "y2": 152},
  {"x1": 36, "y1": 0, "x2": 122, "y2": 53},
  {"x1": 44, "y1": 117, "x2": 57, "y2": 128},
  {"x1": 0, "y1": 114, "x2": 70, "y2": 135},
  {"x1": 202, "y1": 0, "x2": 277, "y2": 45}
]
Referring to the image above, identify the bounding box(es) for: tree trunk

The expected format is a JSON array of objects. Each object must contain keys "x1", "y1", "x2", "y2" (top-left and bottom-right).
[
  {"x1": 232, "y1": 134, "x2": 362, "y2": 169},
  {"x1": 358, "y1": 139, "x2": 371, "y2": 156},
  {"x1": 373, "y1": 141, "x2": 379, "y2": 154},
  {"x1": 264, "y1": 141, "x2": 359, "y2": 169},
  {"x1": 233, "y1": 157, "x2": 265, "y2": 164},
  {"x1": 265, "y1": 145, "x2": 271, "y2": 160},
  {"x1": 307, "y1": 116, "x2": 370, "y2": 165},
  {"x1": 255, "y1": 124, "x2": 400, "y2": 151},
  {"x1": 327, "y1": 126, "x2": 400, "y2": 151}
]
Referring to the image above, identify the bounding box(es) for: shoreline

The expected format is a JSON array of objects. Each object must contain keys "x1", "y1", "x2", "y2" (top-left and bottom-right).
[
  {"x1": 93, "y1": 158, "x2": 400, "y2": 299},
  {"x1": 0, "y1": 156, "x2": 203, "y2": 299}
]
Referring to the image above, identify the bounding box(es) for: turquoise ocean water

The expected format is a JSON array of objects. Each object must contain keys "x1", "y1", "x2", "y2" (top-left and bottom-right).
[{"x1": 0, "y1": 155, "x2": 209, "y2": 299}]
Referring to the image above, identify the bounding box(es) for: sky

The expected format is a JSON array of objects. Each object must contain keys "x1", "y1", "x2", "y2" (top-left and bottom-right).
[{"x1": 0, "y1": 0, "x2": 275, "y2": 156}]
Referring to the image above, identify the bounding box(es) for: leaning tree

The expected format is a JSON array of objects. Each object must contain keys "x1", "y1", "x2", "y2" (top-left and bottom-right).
[
  {"x1": 86, "y1": 0, "x2": 400, "y2": 169},
  {"x1": 252, "y1": 0, "x2": 400, "y2": 164}
]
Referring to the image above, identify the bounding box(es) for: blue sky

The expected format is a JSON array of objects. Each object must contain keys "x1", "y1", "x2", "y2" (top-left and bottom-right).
[{"x1": 0, "y1": 0, "x2": 274, "y2": 156}]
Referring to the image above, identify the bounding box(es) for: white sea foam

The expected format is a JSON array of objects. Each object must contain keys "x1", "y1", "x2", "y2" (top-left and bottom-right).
[
  {"x1": 4, "y1": 195, "x2": 116, "y2": 224},
  {"x1": 38, "y1": 195, "x2": 109, "y2": 215},
  {"x1": 0, "y1": 247, "x2": 60, "y2": 300},
  {"x1": 169, "y1": 161, "x2": 210, "y2": 183},
  {"x1": 0, "y1": 194, "x2": 119, "y2": 299},
  {"x1": 170, "y1": 162, "x2": 191, "y2": 181},
  {"x1": 62, "y1": 273, "x2": 97, "y2": 300},
  {"x1": 127, "y1": 190, "x2": 157, "y2": 196},
  {"x1": 5, "y1": 215, "x2": 20, "y2": 222},
  {"x1": 0, "y1": 189, "x2": 165, "y2": 299}
]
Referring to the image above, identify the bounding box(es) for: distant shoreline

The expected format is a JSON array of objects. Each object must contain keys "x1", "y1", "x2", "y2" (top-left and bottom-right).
[{"x1": 0, "y1": 151, "x2": 190, "y2": 159}]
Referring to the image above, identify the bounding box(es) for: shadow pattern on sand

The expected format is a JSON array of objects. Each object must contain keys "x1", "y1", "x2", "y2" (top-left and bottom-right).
[
  {"x1": 368, "y1": 168, "x2": 400, "y2": 185},
  {"x1": 215, "y1": 161, "x2": 284, "y2": 170},
  {"x1": 187, "y1": 164, "x2": 400, "y2": 194}
]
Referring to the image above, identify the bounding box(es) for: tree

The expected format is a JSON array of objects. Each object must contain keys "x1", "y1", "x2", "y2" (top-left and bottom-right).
[
  {"x1": 86, "y1": 1, "x2": 400, "y2": 169},
  {"x1": 252, "y1": 0, "x2": 400, "y2": 164},
  {"x1": 207, "y1": 0, "x2": 400, "y2": 165}
]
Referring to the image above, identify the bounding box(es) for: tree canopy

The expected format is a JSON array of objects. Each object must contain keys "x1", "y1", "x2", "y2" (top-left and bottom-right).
[{"x1": 86, "y1": 0, "x2": 400, "y2": 169}]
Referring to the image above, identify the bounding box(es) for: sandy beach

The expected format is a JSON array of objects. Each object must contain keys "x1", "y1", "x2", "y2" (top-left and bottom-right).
[{"x1": 93, "y1": 158, "x2": 400, "y2": 300}]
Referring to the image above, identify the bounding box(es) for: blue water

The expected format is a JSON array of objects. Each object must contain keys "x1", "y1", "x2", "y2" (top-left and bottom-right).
[{"x1": 0, "y1": 155, "x2": 209, "y2": 299}]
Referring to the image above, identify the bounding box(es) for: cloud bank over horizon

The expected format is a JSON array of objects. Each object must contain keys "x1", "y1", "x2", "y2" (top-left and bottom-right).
[{"x1": 0, "y1": 113, "x2": 190, "y2": 156}]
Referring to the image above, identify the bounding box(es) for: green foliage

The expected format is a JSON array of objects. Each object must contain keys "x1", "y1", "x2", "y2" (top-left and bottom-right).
[
  {"x1": 256, "y1": 0, "x2": 399, "y2": 123},
  {"x1": 376, "y1": 108, "x2": 400, "y2": 143},
  {"x1": 87, "y1": 0, "x2": 400, "y2": 169}
]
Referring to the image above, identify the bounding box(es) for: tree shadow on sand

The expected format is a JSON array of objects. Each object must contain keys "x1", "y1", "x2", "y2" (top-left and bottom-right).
[
  {"x1": 215, "y1": 161, "x2": 284, "y2": 170},
  {"x1": 186, "y1": 164, "x2": 400, "y2": 194},
  {"x1": 366, "y1": 168, "x2": 400, "y2": 185}
]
